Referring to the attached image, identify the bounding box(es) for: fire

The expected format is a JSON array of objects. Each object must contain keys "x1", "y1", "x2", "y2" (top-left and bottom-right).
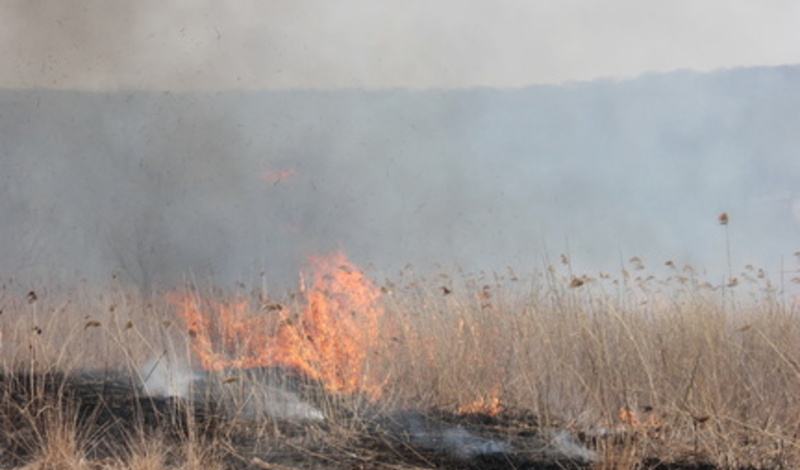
[
  {"x1": 261, "y1": 167, "x2": 295, "y2": 184},
  {"x1": 458, "y1": 387, "x2": 503, "y2": 416},
  {"x1": 167, "y1": 294, "x2": 273, "y2": 371},
  {"x1": 272, "y1": 252, "x2": 385, "y2": 397},
  {"x1": 619, "y1": 406, "x2": 662, "y2": 438},
  {"x1": 169, "y1": 251, "x2": 386, "y2": 398}
]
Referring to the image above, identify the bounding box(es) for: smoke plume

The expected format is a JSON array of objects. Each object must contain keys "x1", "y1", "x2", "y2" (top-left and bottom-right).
[{"x1": 1, "y1": 66, "x2": 799, "y2": 291}]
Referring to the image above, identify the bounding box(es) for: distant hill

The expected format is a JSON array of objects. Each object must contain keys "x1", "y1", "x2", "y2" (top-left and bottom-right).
[{"x1": 1, "y1": 65, "x2": 798, "y2": 288}]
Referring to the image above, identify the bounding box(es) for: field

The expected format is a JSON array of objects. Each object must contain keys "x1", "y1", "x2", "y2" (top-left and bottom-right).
[{"x1": 1, "y1": 253, "x2": 799, "y2": 469}]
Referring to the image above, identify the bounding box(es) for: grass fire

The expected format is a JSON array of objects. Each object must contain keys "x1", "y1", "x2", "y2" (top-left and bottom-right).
[
  {"x1": 1, "y1": 252, "x2": 800, "y2": 469},
  {"x1": 169, "y1": 252, "x2": 386, "y2": 398}
]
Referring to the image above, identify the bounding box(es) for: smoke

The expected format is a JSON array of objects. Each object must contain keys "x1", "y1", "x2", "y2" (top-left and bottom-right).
[
  {"x1": 139, "y1": 356, "x2": 325, "y2": 420},
  {"x1": 375, "y1": 410, "x2": 597, "y2": 463},
  {"x1": 0, "y1": 66, "x2": 799, "y2": 291},
  {"x1": 141, "y1": 355, "x2": 199, "y2": 398},
  {"x1": 377, "y1": 411, "x2": 512, "y2": 461}
]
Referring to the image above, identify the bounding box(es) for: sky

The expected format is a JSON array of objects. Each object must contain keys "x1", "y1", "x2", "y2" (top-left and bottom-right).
[{"x1": 2, "y1": 0, "x2": 799, "y2": 90}]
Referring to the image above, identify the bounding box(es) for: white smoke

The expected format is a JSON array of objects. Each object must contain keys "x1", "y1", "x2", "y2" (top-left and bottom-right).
[
  {"x1": 139, "y1": 358, "x2": 325, "y2": 421},
  {"x1": 439, "y1": 427, "x2": 512, "y2": 460},
  {"x1": 546, "y1": 430, "x2": 598, "y2": 463},
  {"x1": 140, "y1": 355, "x2": 200, "y2": 398},
  {"x1": 215, "y1": 378, "x2": 325, "y2": 421}
]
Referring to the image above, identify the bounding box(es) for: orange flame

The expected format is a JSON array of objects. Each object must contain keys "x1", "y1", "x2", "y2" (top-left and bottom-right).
[
  {"x1": 169, "y1": 252, "x2": 385, "y2": 399},
  {"x1": 273, "y1": 252, "x2": 385, "y2": 397},
  {"x1": 619, "y1": 407, "x2": 662, "y2": 438},
  {"x1": 166, "y1": 294, "x2": 276, "y2": 371},
  {"x1": 457, "y1": 387, "x2": 503, "y2": 416},
  {"x1": 261, "y1": 168, "x2": 296, "y2": 184}
]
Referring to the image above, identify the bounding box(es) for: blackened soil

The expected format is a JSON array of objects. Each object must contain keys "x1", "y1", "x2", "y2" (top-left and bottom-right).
[{"x1": 0, "y1": 371, "x2": 750, "y2": 470}]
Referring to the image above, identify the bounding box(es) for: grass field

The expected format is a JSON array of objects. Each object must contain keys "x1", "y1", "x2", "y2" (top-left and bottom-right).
[{"x1": 1, "y1": 254, "x2": 799, "y2": 469}]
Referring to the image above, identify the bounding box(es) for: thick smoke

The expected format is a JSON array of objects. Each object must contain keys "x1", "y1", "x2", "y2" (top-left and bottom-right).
[{"x1": 1, "y1": 66, "x2": 799, "y2": 292}]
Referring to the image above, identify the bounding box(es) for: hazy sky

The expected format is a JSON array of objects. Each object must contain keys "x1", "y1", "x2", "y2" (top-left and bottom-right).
[{"x1": 3, "y1": 0, "x2": 799, "y2": 90}]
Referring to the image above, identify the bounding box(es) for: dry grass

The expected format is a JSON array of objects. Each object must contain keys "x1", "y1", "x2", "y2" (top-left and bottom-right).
[
  {"x1": 1, "y1": 257, "x2": 799, "y2": 469},
  {"x1": 373, "y1": 261, "x2": 800, "y2": 469}
]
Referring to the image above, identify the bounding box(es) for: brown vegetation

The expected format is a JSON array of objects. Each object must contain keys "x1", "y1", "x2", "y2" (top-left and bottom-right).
[{"x1": 1, "y1": 255, "x2": 799, "y2": 469}]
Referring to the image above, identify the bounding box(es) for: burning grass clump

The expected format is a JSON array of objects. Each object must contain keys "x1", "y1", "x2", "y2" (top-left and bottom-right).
[{"x1": 1, "y1": 253, "x2": 799, "y2": 469}]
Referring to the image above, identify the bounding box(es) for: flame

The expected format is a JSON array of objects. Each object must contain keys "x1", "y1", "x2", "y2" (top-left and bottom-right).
[
  {"x1": 619, "y1": 407, "x2": 662, "y2": 438},
  {"x1": 169, "y1": 252, "x2": 385, "y2": 399},
  {"x1": 272, "y1": 252, "x2": 385, "y2": 397},
  {"x1": 167, "y1": 294, "x2": 276, "y2": 371},
  {"x1": 261, "y1": 167, "x2": 296, "y2": 184},
  {"x1": 457, "y1": 387, "x2": 503, "y2": 416}
]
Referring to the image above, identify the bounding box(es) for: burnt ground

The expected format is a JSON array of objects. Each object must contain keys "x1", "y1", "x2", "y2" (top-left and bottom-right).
[{"x1": 0, "y1": 370, "x2": 737, "y2": 470}]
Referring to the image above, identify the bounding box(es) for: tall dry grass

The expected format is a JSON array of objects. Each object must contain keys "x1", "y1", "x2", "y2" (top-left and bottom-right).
[
  {"x1": 374, "y1": 260, "x2": 800, "y2": 468},
  {"x1": 1, "y1": 256, "x2": 799, "y2": 469}
]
